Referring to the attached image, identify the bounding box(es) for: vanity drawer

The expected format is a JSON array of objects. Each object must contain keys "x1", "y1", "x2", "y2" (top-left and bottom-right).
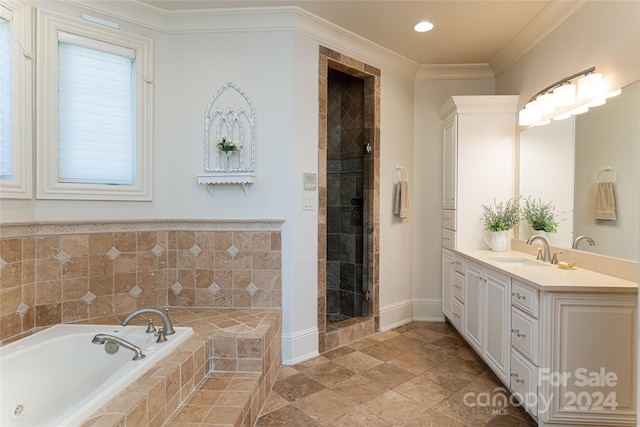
[
  {"x1": 511, "y1": 307, "x2": 538, "y2": 365},
  {"x1": 442, "y1": 229, "x2": 456, "y2": 250},
  {"x1": 510, "y1": 349, "x2": 538, "y2": 419},
  {"x1": 453, "y1": 270, "x2": 464, "y2": 302},
  {"x1": 450, "y1": 296, "x2": 464, "y2": 332},
  {"x1": 452, "y1": 254, "x2": 465, "y2": 274},
  {"x1": 442, "y1": 210, "x2": 456, "y2": 231},
  {"x1": 511, "y1": 280, "x2": 539, "y2": 318}
]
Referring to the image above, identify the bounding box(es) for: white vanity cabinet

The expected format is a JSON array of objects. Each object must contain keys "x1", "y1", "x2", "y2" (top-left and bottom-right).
[
  {"x1": 442, "y1": 248, "x2": 464, "y2": 333},
  {"x1": 539, "y1": 292, "x2": 637, "y2": 426},
  {"x1": 464, "y1": 260, "x2": 511, "y2": 384},
  {"x1": 509, "y1": 280, "x2": 540, "y2": 418},
  {"x1": 455, "y1": 250, "x2": 638, "y2": 427}
]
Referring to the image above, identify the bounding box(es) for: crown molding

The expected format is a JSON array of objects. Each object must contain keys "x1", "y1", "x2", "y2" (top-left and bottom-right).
[
  {"x1": 490, "y1": 0, "x2": 587, "y2": 77},
  {"x1": 68, "y1": 1, "x2": 419, "y2": 78},
  {"x1": 416, "y1": 64, "x2": 494, "y2": 81}
]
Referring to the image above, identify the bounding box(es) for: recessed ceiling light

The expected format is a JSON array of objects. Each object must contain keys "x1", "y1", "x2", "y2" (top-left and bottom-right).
[{"x1": 414, "y1": 21, "x2": 434, "y2": 32}]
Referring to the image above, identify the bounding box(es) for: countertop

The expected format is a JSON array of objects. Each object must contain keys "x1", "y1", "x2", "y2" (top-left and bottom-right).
[{"x1": 455, "y1": 249, "x2": 638, "y2": 293}]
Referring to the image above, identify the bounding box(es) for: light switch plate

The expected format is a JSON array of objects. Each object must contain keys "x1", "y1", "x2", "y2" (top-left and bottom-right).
[{"x1": 302, "y1": 194, "x2": 315, "y2": 210}]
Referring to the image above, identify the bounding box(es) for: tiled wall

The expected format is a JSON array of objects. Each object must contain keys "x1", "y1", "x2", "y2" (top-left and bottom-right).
[
  {"x1": 326, "y1": 68, "x2": 366, "y2": 319},
  {"x1": 0, "y1": 220, "x2": 283, "y2": 345}
]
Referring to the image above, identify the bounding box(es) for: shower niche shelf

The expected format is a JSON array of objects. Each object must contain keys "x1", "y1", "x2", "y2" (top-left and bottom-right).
[{"x1": 197, "y1": 82, "x2": 256, "y2": 196}]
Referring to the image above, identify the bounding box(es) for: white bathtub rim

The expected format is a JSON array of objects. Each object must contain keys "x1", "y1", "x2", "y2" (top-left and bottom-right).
[{"x1": 0, "y1": 323, "x2": 194, "y2": 427}]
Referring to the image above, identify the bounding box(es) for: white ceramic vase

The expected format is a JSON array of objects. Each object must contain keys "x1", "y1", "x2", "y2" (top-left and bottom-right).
[
  {"x1": 483, "y1": 230, "x2": 509, "y2": 252},
  {"x1": 224, "y1": 151, "x2": 234, "y2": 171}
]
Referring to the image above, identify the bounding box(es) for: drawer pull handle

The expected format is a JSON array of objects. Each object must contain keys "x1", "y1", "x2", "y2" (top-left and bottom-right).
[
  {"x1": 510, "y1": 373, "x2": 524, "y2": 384},
  {"x1": 511, "y1": 329, "x2": 526, "y2": 338},
  {"x1": 512, "y1": 292, "x2": 527, "y2": 300},
  {"x1": 443, "y1": 237, "x2": 450, "y2": 241}
]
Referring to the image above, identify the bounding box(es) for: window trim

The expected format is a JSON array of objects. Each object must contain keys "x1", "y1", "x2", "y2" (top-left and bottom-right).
[
  {"x1": 36, "y1": 8, "x2": 153, "y2": 201},
  {"x1": 0, "y1": 0, "x2": 33, "y2": 199}
]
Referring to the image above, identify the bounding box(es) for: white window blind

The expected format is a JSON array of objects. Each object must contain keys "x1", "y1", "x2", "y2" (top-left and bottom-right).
[
  {"x1": 0, "y1": 16, "x2": 12, "y2": 179},
  {"x1": 57, "y1": 35, "x2": 136, "y2": 185}
]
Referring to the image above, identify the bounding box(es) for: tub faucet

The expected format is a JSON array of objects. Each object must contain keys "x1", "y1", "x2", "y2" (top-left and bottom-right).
[
  {"x1": 572, "y1": 235, "x2": 596, "y2": 249},
  {"x1": 526, "y1": 234, "x2": 551, "y2": 263},
  {"x1": 121, "y1": 308, "x2": 175, "y2": 336},
  {"x1": 92, "y1": 334, "x2": 145, "y2": 360}
]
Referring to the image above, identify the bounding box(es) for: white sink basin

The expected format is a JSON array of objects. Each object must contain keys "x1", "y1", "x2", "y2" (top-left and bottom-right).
[{"x1": 490, "y1": 257, "x2": 547, "y2": 267}]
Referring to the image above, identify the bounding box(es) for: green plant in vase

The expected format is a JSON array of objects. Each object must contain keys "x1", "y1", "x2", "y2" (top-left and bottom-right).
[
  {"x1": 216, "y1": 136, "x2": 242, "y2": 170},
  {"x1": 522, "y1": 196, "x2": 560, "y2": 233},
  {"x1": 482, "y1": 198, "x2": 520, "y2": 251},
  {"x1": 482, "y1": 198, "x2": 520, "y2": 232}
]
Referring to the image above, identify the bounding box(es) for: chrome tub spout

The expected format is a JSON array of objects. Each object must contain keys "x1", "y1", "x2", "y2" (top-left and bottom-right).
[{"x1": 121, "y1": 308, "x2": 175, "y2": 336}]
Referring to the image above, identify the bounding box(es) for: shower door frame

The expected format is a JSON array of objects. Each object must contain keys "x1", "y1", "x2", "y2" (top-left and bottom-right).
[{"x1": 317, "y1": 46, "x2": 380, "y2": 353}]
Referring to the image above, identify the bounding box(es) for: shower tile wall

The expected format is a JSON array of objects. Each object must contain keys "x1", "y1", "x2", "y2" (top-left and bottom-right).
[{"x1": 326, "y1": 69, "x2": 365, "y2": 319}]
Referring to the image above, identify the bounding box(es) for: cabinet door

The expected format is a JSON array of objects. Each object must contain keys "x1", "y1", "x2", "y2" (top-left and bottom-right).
[
  {"x1": 483, "y1": 269, "x2": 510, "y2": 384},
  {"x1": 542, "y1": 293, "x2": 637, "y2": 425},
  {"x1": 441, "y1": 249, "x2": 454, "y2": 319},
  {"x1": 442, "y1": 115, "x2": 457, "y2": 209},
  {"x1": 464, "y1": 261, "x2": 483, "y2": 353}
]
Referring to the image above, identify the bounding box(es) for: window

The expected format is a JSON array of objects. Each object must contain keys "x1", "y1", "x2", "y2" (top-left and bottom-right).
[
  {"x1": 1, "y1": 16, "x2": 12, "y2": 179},
  {"x1": 36, "y1": 9, "x2": 153, "y2": 200},
  {"x1": 57, "y1": 35, "x2": 135, "y2": 185},
  {"x1": 0, "y1": 1, "x2": 32, "y2": 199}
]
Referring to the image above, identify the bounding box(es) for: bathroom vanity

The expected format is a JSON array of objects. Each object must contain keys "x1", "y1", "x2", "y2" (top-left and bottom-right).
[{"x1": 442, "y1": 248, "x2": 637, "y2": 426}]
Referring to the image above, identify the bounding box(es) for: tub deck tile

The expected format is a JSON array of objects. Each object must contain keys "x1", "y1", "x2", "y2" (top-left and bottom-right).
[{"x1": 76, "y1": 307, "x2": 281, "y2": 427}]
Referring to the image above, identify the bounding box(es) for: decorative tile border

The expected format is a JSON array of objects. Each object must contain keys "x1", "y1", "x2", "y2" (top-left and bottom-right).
[
  {"x1": 0, "y1": 219, "x2": 285, "y2": 238},
  {"x1": 327, "y1": 157, "x2": 364, "y2": 173}
]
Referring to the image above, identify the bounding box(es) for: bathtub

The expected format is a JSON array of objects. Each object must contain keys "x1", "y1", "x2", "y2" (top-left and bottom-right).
[{"x1": 0, "y1": 323, "x2": 193, "y2": 426}]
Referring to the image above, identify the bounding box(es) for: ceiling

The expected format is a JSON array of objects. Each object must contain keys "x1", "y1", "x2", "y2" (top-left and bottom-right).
[{"x1": 137, "y1": 0, "x2": 582, "y2": 67}]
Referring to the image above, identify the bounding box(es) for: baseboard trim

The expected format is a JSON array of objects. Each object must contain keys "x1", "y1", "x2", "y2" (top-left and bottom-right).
[{"x1": 281, "y1": 326, "x2": 319, "y2": 366}]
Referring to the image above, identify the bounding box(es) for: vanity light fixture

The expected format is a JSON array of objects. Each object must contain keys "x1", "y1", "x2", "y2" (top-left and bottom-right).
[
  {"x1": 519, "y1": 66, "x2": 619, "y2": 126},
  {"x1": 414, "y1": 21, "x2": 434, "y2": 32}
]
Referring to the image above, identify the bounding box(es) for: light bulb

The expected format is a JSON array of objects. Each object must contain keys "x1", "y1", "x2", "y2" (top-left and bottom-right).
[
  {"x1": 578, "y1": 72, "x2": 604, "y2": 99},
  {"x1": 553, "y1": 83, "x2": 576, "y2": 107},
  {"x1": 536, "y1": 93, "x2": 556, "y2": 114},
  {"x1": 587, "y1": 97, "x2": 607, "y2": 107},
  {"x1": 569, "y1": 105, "x2": 589, "y2": 115},
  {"x1": 414, "y1": 21, "x2": 434, "y2": 32}
]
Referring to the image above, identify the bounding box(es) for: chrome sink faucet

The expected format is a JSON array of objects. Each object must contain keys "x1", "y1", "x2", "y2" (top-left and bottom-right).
[
  {"x1": 527, "y1": 234, "x2": 551, "y2": 263},
  {"x1": 121, "y1": 308, "x2": 176, "y2": 336},
  {"x1": 92, "y1": 334, "x2": 145, "y2": 360},
  {"x1": 572, "y1": 235, "x2": 596, "y2": 249}
]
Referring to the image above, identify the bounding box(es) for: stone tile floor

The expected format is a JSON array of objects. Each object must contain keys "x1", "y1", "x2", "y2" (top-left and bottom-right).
[{"x1": 256, "y1": 322, "x2": 537, "y2": 426}]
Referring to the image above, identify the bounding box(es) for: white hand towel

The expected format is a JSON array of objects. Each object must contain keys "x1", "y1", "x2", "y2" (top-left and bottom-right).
[
  {"x1": 595, "y1": 181, "x2": 616, "y2": 220},
  {"x1": 394, "y1": 180, "x2": 410, "y2": 219}
]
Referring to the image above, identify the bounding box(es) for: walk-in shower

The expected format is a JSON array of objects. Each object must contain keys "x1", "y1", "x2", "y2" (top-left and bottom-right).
[
  {"x1": 318, "y1": 47, "x2": 380, "y2": 353},
  {"x1": 326, "y1": 68, "x2": 367, "y2": 322}
]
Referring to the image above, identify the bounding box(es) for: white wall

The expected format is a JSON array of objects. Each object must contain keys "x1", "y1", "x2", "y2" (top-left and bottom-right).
[{"x1": 377, "y1": 68, "x2": 415, "y2": 330}]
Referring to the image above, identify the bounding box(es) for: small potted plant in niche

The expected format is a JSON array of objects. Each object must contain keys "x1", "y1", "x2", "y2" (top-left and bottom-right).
[
  {"x1": 216, "y1": 136, "x2": 242, "y2": 171},
  {"x1": 482, "y1": 197, "x2": 520, "y2": 251},
  {"x1": 522, "y1": 197, "x2": 561, "y2": 237}
]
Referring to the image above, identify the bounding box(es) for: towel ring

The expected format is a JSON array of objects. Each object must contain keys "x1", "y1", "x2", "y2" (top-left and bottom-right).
[
  {"x1": 395, "y1": 165, "x2": 408, "y2": 182},
  {"x1": 595, "y1": 166, "x2": 616, "y2": 184}
]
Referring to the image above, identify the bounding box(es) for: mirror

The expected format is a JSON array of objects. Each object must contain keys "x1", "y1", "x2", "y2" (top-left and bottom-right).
[{"x1": 519, "y1": 80, "x2": 640, "y2": 261}]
